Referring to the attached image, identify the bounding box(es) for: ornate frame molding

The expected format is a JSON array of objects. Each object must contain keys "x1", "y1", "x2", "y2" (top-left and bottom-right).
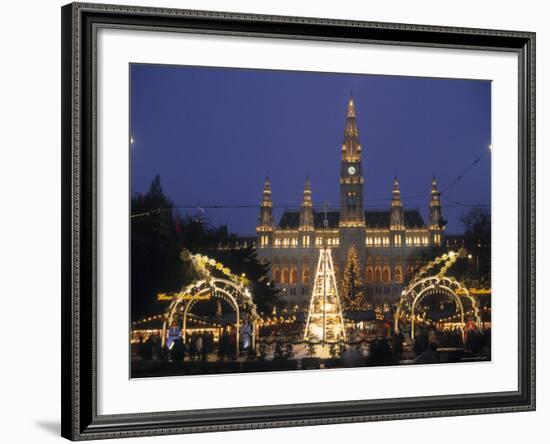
[{"x1": 61, "y1": 2, "x2": 535, "y2": 440}]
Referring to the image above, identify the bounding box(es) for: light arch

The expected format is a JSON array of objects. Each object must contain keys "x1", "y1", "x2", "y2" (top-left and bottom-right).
[
  {"x1": 162, "y1": 278, "x2": 259, "y2": 354},
  {"x1": 395, "y1": 275, "x2": 481, "y2": 340}
]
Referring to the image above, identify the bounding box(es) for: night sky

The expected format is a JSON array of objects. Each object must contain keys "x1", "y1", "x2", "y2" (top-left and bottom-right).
[{"x1": 130, "y1": 64, "x2": 491, "y2": 235}]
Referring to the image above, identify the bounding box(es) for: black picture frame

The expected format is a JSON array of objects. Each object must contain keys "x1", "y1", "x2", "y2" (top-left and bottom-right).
[{"x1": 61, "y1": 2, "x2": 536, "y2": 440}]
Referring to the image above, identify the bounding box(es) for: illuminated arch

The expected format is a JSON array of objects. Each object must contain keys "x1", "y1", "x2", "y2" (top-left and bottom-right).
[
  {"x1": 394, "y1": 266, "x2": 403, "y2": 283},
  {"x1": 290, "y1": 267, "x2": 298, "y2": 284},
  {"x1": 382, "y1": 266, "x2": 391, "y2": 283},
  {"x1": 281, "y1": 268, "x2": 289, "y2": 284},
  {"x1": 272, "y1": 267, "x2": 281, "y2": 283},
  {"x1": 302, "y1": 267, "x2": 310, "y2": 284},
  {"x1": 395, "y1": 275, "x2": 481, "y2": 340},
  {"x1": 162, "y1": 278, "x2": 258, "y2": 354},
  {"x1": 366, "y1": 266, "x2": 373, "y2": 283},
  {"x1": 374, "y1": 267, "x2": 382, "y2": 283}
]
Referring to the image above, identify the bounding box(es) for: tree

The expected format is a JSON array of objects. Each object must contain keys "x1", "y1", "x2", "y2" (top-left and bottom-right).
[
  {"x1": 340, "y1": 247, "x2": 368, "y2": 311},
  {"x1": 131, "y1": 175, "x2": 184, "y2": 320},
  {"x1": 208, "y1": 246, "x2": 284, "y2": 314},
  {"x1": 460, "y1": 207, "x2": 491, "y2": 287}
]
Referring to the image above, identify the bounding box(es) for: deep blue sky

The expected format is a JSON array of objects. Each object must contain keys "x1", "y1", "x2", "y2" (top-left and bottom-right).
[{"x1": 130, "y1": 64, "x2": 491, "y2": 235}]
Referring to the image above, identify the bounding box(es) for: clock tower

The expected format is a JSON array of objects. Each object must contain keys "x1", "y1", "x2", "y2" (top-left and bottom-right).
[
  {"x1": 339, "y1": 95, "x2": 366, "y2": 277},
  {"x1": 340, "y1": 95, "x2": 365, "y2": 225}
]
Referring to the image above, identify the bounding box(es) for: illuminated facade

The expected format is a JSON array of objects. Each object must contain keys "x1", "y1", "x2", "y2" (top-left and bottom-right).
[{"x1": 256, "y1": 96, "x2": 445, "y2": 307}]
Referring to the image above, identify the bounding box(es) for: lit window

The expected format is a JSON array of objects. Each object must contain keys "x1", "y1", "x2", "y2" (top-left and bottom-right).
[
  {"x1": 281, "y1": 268, "x2": 289, "y2": 284},
  {"x1": 394, "y1": 266, "x2": 403, "y2": 283},
  {"x1": 302, "y1": 267, "x2": 310, "y2": 284},
  {"x1": 290, "y1": 268, "x2": 298, "y2": 284}
]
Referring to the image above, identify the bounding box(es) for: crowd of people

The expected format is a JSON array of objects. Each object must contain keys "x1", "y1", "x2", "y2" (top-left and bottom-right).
[
  {"x1": 135, "y1": 321, "x2": 491, "y2": 368},
  {"x1": 217, "y1": 327, "x2": 237, "y2": 360},
  {"x1": 344, "y1": 323, "x2": 491, "y2": 366},
  {"x1": 136, "y1": 329, "x2": 216, "y2": 363}
]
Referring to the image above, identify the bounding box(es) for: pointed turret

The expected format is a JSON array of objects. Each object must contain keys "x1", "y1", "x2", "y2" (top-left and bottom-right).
[
  {"x1": 299, "y1": 177, "x2": 314, "y2": 231},
  {"x1": 342, "y1": 95, "x2": 362, "y2": 162},
  {"x1": 392, "y1": 176, "x2": 402, "y2": 204},
  {"x1": 257, "y1": 177, "x2": 273, "y2": 247},
  {"x1": 429, "y1": 177, "x2": 444, "y2": 246},
  {"x1": 390, "y1": 177, "x2": 405, "y2": 231},
  {"x1": 430, "y1": 177, "x2": 441, "y2": 226},
  {"x1": 262, "y1": 177, "x2": 272, "y2": 203}
]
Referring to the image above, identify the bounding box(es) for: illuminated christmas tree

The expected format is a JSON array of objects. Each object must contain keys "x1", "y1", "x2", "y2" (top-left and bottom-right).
[
  {"x1": 340, "y1": 247, "x2": 368, "y2": 311},
  {"x1": 303, "y1": 247, "x2": 346, "y2": 344}
]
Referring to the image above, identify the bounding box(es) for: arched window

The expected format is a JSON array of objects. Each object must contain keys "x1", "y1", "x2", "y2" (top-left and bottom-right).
[
  {"x1": 290, "y1": 268, "x2": 298, "y2": 284},
  {"x1": 281, "y1": 268, "x2": 289, "y2": 284},
  {"x1": 272, "y1": 268, "x2": 280, "y2": 283},
  {"x1": 394, "y1": 266, "x2": 403, "y2": 283},
  {"x1": 302, "y1": 267, "x2": 310, "y2": 284},
  {"x1": 374, "y1": 267, "x2": 382, "y2": 283},
  {"x1": 366, "y1": 267, "x2": 373, "y2": 283},
  {"x1": 382, "y1": 267, "x2": 391, "y2": 283}
]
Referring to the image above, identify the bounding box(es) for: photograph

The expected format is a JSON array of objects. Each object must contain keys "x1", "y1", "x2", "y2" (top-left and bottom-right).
[{"x1": 129, "y1": 64, "x2": 492, "y2": 378}]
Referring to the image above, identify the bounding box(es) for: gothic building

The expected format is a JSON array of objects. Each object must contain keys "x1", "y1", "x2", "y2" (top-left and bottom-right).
[{"x1": 256, "y1": 96, "x2": 445, "y2": 308}]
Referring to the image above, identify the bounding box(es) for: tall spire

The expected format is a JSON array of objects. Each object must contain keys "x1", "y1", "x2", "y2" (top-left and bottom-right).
[
  {"x1": 340, "y1": 94, "x2": 365, "y2": 228},
  {"x1": 430, "y1": 176, "x2": 441, "y2": 206},
  {"x1": 257, "y1": 177, "x2": 273, "y2": 230},
  {"x1": 299, "y1": 177, "x2": 314, "y2": 230},
  {"x1": 390, "y1": 177, "x2": 404, "y2": 230},
  {"x1": 429, "y1": 177, "x2": 444, "y2": 245},
  {"x1": 302, "y1": 177, "x2": 312, "y2": 207},
  {"x1": 392, "y1": 177, "x2": 402, "y2": 206},
  {"x1": 342, "y1": 94, "x2": 361, "y2": 162},
  {"x1": 261, "y1": 177, "x2": 272, "y2": 206},
  {"x1": 347, "y1": 93, "x2": 356, "y2": 118},
  {"x1": 430, "y1": 176, "x2": 442, "y2": 225}
]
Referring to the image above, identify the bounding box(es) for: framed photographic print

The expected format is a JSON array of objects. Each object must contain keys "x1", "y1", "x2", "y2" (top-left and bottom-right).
[{"x1": 61, "y1": 2, "x2": 536, "y2": 440}]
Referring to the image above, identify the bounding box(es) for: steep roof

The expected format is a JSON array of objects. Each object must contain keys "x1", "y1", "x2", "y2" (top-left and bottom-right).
[
  {"x1": 278, "y1": 210, "x2": 340, "y2": 229},
  {"x1": 276, "y1": 209, "x2": 426, "y2": 230},
  {"x1": 363, "y1": 210, "x2": 426, "y2": 229},
  {"x1": 404, "y1": 210, "x2": 426, "y2": 228}
]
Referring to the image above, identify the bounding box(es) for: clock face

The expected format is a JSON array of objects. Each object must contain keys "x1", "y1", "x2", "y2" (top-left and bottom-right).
[{"x1": 347, "y1": 166, "x2": 356, "y2": 175}]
